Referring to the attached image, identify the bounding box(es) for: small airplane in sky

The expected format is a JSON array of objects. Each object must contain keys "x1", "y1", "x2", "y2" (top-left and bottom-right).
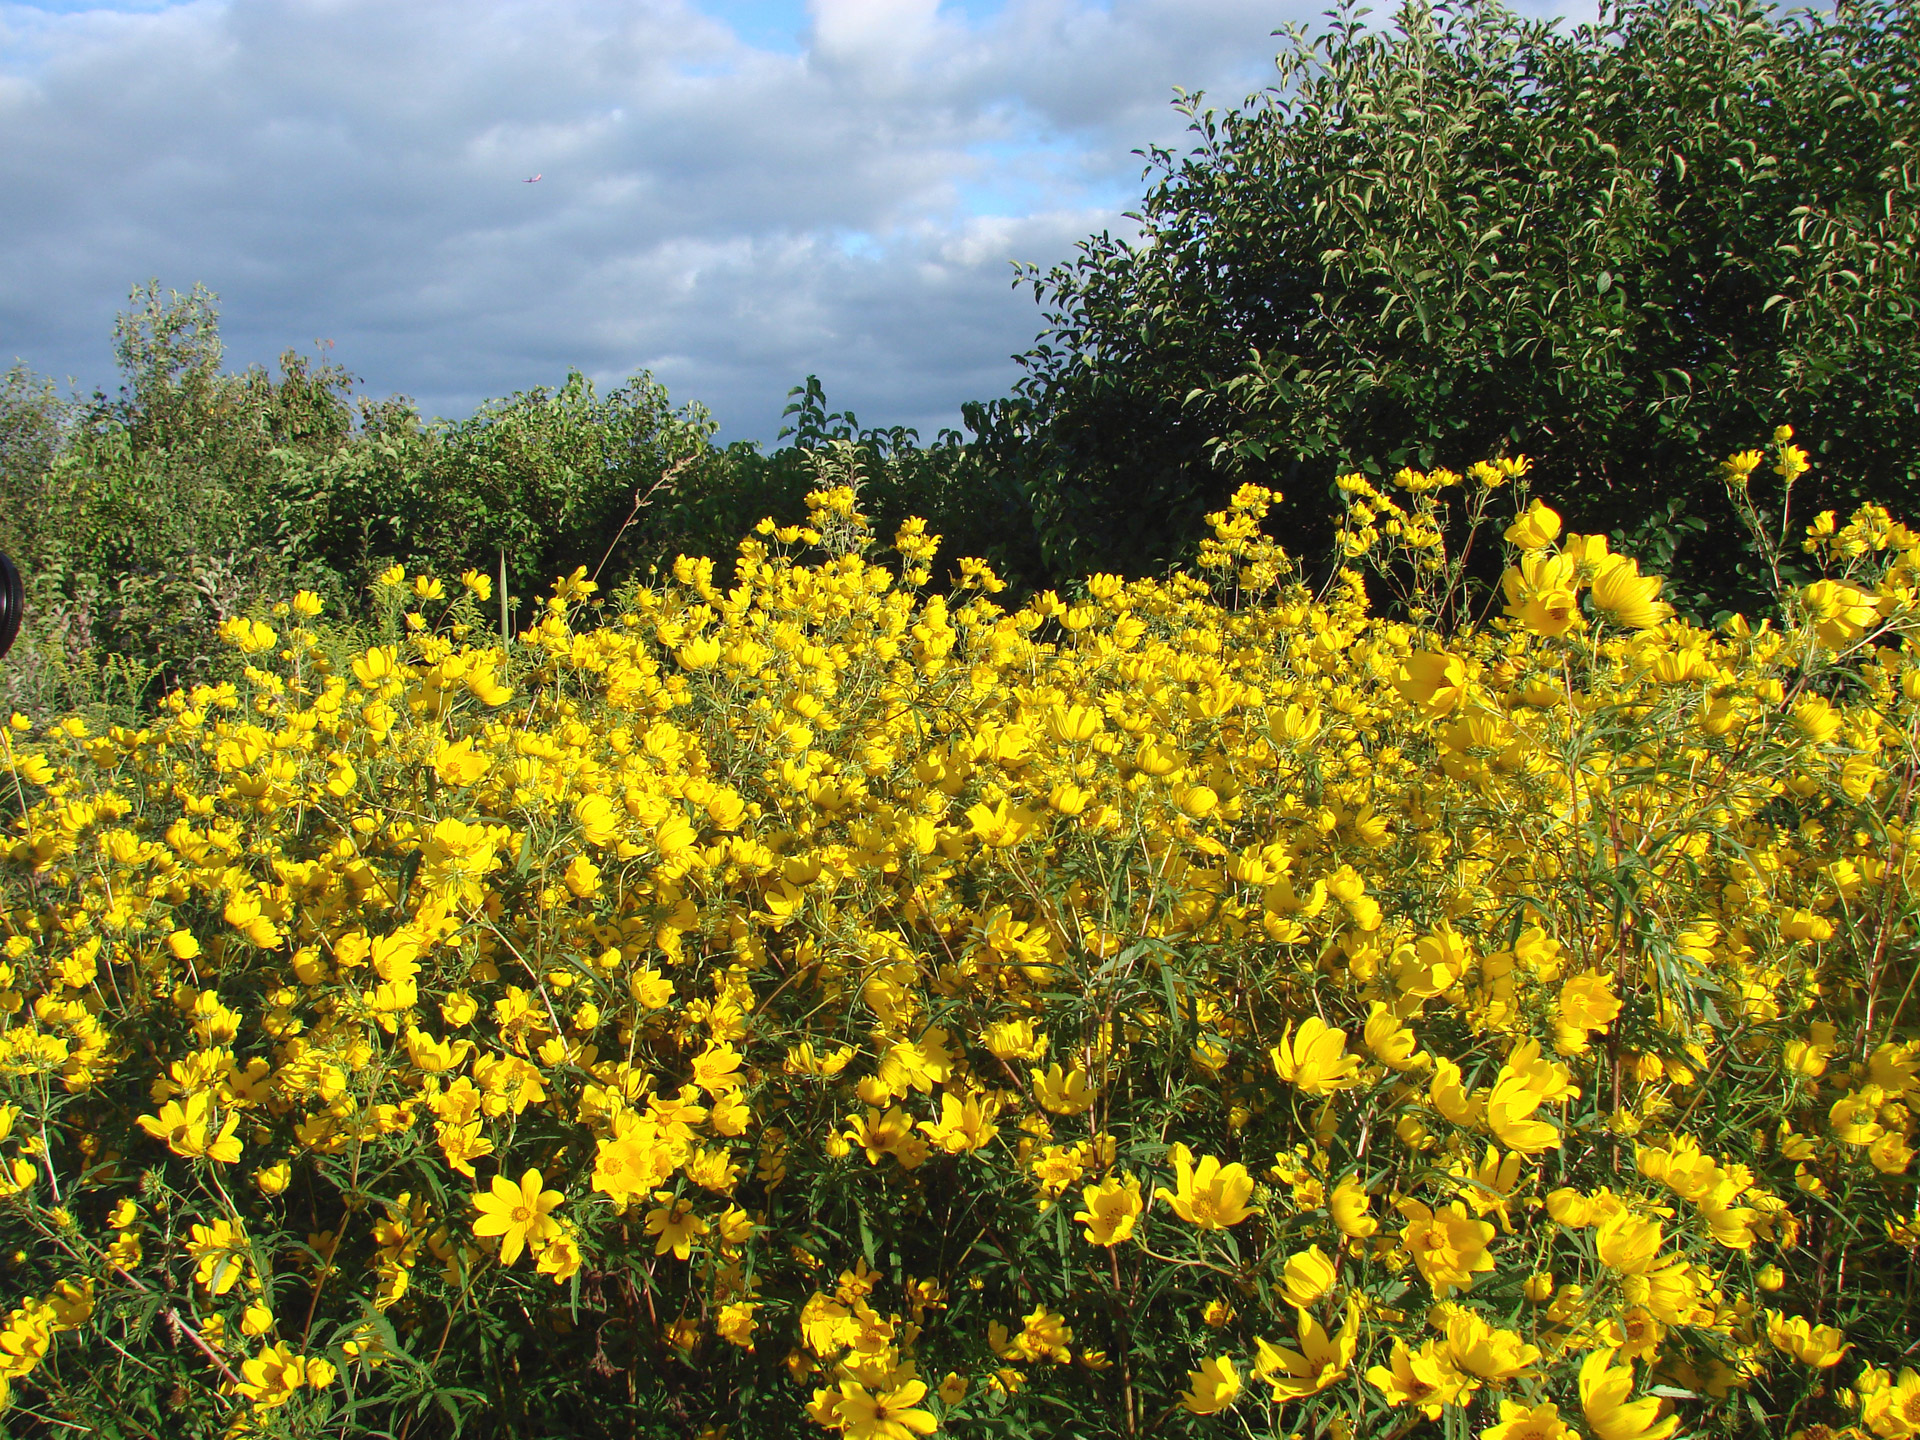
[{"x1": 525, "y1": 174, "x2": 542, "y2": 183}]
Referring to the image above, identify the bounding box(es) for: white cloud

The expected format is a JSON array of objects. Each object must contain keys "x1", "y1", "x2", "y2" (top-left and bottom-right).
[
  {"x1": 811, "y1": 0, "x2": 944, "y2": 67},
  {"x1": 0, "y1": 0, "x2": 1563, "y2": 441}
]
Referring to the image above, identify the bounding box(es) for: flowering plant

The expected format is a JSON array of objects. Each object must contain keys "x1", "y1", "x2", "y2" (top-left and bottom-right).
[{"x1": 0, "y1": 437, "x2": 1915, "y2": 1439}]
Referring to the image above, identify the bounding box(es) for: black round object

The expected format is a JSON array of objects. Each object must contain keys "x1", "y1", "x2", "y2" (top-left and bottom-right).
[{"x1": 0, "y1": 552, "x2": 21, "y2": 661}]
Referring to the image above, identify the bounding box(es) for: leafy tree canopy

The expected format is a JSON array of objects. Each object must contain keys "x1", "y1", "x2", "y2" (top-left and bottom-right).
[{"x1": 971, "y1": 0, "x2": 1918, "y2": 605}]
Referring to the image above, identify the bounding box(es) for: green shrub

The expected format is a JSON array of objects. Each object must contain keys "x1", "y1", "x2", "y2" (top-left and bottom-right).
[
  {"x1": 0, "y1": 290, "x2": 1013, "y2": 716},
  {"x1": 972, "y1": 0, "x2": 1920, "y2": 606}
]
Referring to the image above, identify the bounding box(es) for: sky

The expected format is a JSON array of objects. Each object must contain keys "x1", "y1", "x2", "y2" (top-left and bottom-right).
[{"x1": 0, "y1": 0, "x2": 1578, "y2": 443}]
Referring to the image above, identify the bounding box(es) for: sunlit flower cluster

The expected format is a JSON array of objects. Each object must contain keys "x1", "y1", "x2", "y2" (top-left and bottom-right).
[{"x1": 0, "y1": 453, "x2": 1916, "y2": 1437}]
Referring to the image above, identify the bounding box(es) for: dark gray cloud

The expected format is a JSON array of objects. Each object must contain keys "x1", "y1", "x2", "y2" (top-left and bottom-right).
[{"x1": 0, "y1": 0, "x2": 1570, "y2": 441}]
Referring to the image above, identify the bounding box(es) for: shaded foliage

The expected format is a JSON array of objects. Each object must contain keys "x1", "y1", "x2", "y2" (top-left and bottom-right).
[{"x1": 973, "y1": 0, "x2": 1920, "y2": 607}]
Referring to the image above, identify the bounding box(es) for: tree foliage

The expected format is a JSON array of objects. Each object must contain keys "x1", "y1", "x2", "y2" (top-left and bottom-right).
[
  {"x1": 973, "y1": 0, "x2": 1919, "y2": 601},
  {"x1": 0, "y1": 288, "x2": 997, "y2": 718}
]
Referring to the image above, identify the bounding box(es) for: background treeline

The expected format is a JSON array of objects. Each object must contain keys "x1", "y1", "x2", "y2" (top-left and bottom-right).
[
  {"x1": 2, "y1": 0, "x2": 1914, "y2": 716},
  {"x1": 0, "y1": 296, "x2": 1028, "y2": 717}
]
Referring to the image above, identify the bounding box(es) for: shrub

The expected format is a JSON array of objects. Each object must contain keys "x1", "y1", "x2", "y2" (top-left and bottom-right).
[
  {"x1": 3, "y1": 284, "x2": 364, "y2": 716},
  {"x1": 0, "y1": 291, "x2": 1004, "y2": 722},
  {"x1": 977, "y1": 0, "x2": 1920, "y2": 604},
  {"x1": 0, "y1": 438, "x2": 1915, "y2": 1438}
]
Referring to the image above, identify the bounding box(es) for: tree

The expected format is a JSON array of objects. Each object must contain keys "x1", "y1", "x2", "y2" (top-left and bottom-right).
[
  {"x1": 976, "y1": 0, "x2": 1920, "y2": 604},
  {"x1": 288, "y1": 369, "x2": 720, "y2": 617},
  {"x1": 16, "y1": 284, "x2": 367, "y2": 700}
]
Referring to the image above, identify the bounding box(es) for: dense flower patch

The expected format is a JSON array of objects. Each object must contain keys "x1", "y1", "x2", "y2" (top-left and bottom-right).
[{"x1": 0, "y1": 439, "x2": 1917, "y2": 1438}]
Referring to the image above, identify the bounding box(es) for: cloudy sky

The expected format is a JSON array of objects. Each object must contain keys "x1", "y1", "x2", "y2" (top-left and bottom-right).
[{"x1": 2, "y1": 0, "x2": 1566, "y2": 443}]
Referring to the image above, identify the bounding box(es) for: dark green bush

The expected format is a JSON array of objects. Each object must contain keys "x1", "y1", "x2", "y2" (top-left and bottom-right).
[{"x1": 971, "y1": 0, "x2": 1920, "y2": 606}]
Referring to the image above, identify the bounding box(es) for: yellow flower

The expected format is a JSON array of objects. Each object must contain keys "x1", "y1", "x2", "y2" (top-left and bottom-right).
[
  {"x1": 536, "y1": 1226, "x2": 582, "y2": 1284},
  {"x1": 235, "y1": 1342, "x2": 332, "y2": 1410},
  {"x1": 1518, "y1": 586, "x2": 1582, "y2": 636},
  {"x1": 24, "y1": 463, "x2": 1920, "y2": 1432},
  {"x1": 1871, "y1": 1131, "x2": 1916, "y2": 1175},
  {"x1": 1486, "y1": 1071, "x2": 1561, "y2": 1155},
  {"x1": 715, "y1": 1300, "x2": 757, "y2": 1349},
  {"x1": 919, "y1": 1090, "x2": 1001, "y2": 1154},
  {"x1": 1030, "y1": 1063, "x2": 1096, "y2": 1116},
  {"x1": 677, "y1": 636, "x2": 722, "y2": 670},
  {"x1": 1589, "y1": 556, "x2": 1672, "y2": 630},
  {"x1": 1482, "y1": 1399, "x2": 1574, "y2": 1440},
  {"x1": 421, "y1": 817, "x2": 510, "y2": 908},
  {"x1": 1155, "y1": 1144, "x2": 1257, "y2": 1230},
  {"x1": 593, "y1": 1129, "x2": 673, "y2": 1207},
  {"x1": 631, "y1": 966, "x2": 676, "y2": 1011},
  {"x1": 562, "y1": 853, "x2": 601, "y2": 898},
  {"x1": 1176, "y1": 783, "x2": 1219, "y2": 818},
  {"x1": 690, "y1": 1041, "x2": 746, "y2": 1096},
  {"x1": 1279, "y1": 1245, "x2": 1337, "y2": 1307},
  {"x1": 1455, "y1": 1144, "x2": 1526, "y2": 1229},
  {"x1": 1765, "y1": 1310, "x2": 1848, "y2": 1368},
  {"x1": 1562, "y1": 531, "x2": 1613, "y2": 573},
  {"x1": 1368, "y1": 1339, "x2": 1467, "y2": 1420},
  {"x1": 966, "y1": 797, "x2": 1038, "y2": 848},
  {"x1": 1802, "y1": 578, "x2": 1883, "y2": 649},
  {"x1": 574, "y1": 793, "x2": 621, "y2": 847},
  {"x1": 186, "y1": 1218, "x2": 249, "y2": 1296},
  {"x1": 1504, "y1": 499, "x2": 1562, "y2": 550},
  {"x1": 1444, "y1": 1308, "x2": 1540, "y2": 1380},
  {"x1": 1394, "y1": 651, "x2": 1469, "y2": 717},
  {"x1": 1046, "y1": 703, "x2": 1105, "y2": 744},
  {"x1": 471, "y1": 1168, "x2": 564, "y2": 1266},
  {"x1": 1579, "y1": 1348, "x2": 1678, "y2": 1440},
  {"x1": 644, "y1": 1192, "x2": 710, "y2": 1260},
  {"x1": 1861, "y1": 1367, "x2": 1920, "y2": 1437},
  {"x1": 1073, "y1": 1174, "x2": 1144, "y2": 1247},
  {"x1": 1270, "y1": 1017, "x2": 1363, "y2": 1095},
  {"x1": 1554, "y1": 970, "x2": 1622, "y2": 1053},
  {"x1": 1253, "y1": 1299, "x2": 1358, "y2": 1399},
  {"x1": 1776, "y1": 441, "x2": 1810, "y2": 482},
  {"x1": 1422, "y1": 1060, "x2": 1480, "y2": 1134},
  {"x1": 217, "y1": 617, "x2": 279, "y2": 655},
  {"x1": 1721, "y1": 448, "x2": 1764, "y2": 484},
  {"x1": 1594, "y1": 1211, "x2": 1665, "y2": 1276},
  {"x1": 1178, "y1": 1354, "x2": 1241, "y2": 1415},
  {"x1": 135, "y1": 1092, "x2": 243, "y2": 1165},
  {"x1": 1363, "y1": 1002, "x2": 1425, "y2": 1071},
  {"x1": 984, "y1": 1017, "x2": 1048, "y2": 1061},
  {"x1": 44, "y1": 1282, "x2": 88, "y2": 1332},
  {"x1": 466, "y1": 661, "x2": 513, "y2": 706},
  {"x1": 834, "y1": 1376, "x2": 938, "y2": 1439},
  {"x1": 1330, "y1": 1174, "x2": 1378, "y2": 1238},
  {"x1": 351, "y1": 643, "x2": 401, "y2": 685},
  {"x1": 235, "y1": 1343, "x2": 302, "y2": 1409},
  {"x1": 844, "y1": 1106, "x2": 921, "y2": 1165},
  {"x1": 1018, "y1": 1305, "x2": 1073, "y2": 1362},
  {"x1": 1397, "y1": 1199, "x2": 1495, "y2": 1295},
  {"x1": 1047, "y1": 782, "x2": 1093, "y2": 816}
]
